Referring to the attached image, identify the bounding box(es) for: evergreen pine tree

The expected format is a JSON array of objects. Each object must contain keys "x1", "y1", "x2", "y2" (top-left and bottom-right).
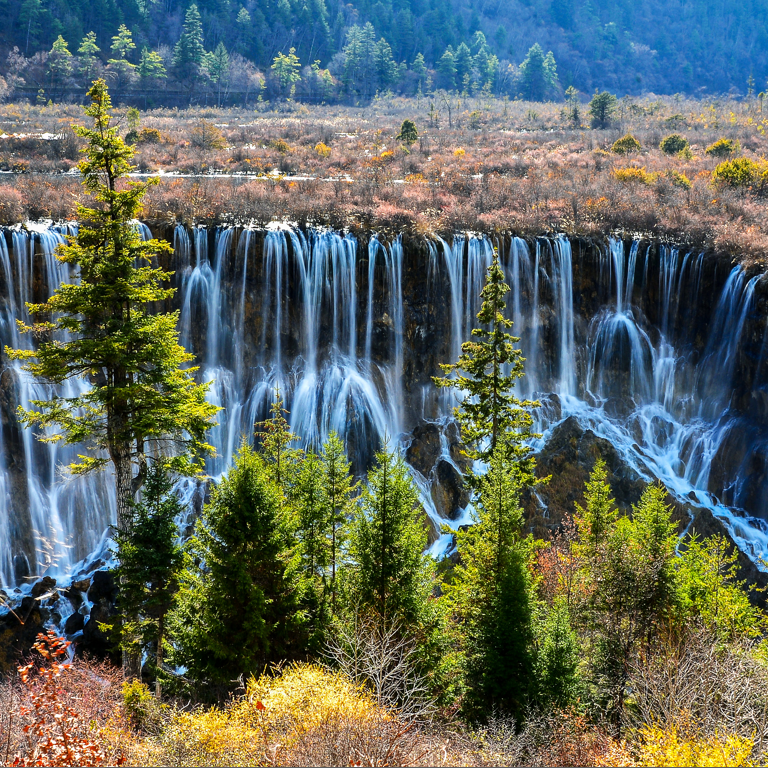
[
  {"x1": 292, "y1": 449, "x2": 330, "y2": 648},
  {"x1": 138, "y1": 48, "x2": 167, "y2": 83},
  {"x1": 173, "y1": 4, "x2": 206, "y2": 95},
  {"x1": 255, "y1": 390, "x2": 301, "y2": 489},
  {"x1": 169, "y1": 442, "x2": 302, "y2": 695},
  {"x1": 48, "y1": 35, "x2": 72, "y2": 98},
  {"x1": 536, "y1": 597, "x2": 580, "y2": 708},
  {"x1": 436, "y1": 46, "x2": 456, "y2": 90},
  {"x1": 7, "y1": 81, "x2": 217, "y2": 677},
  {"x1": 107, "y1": 24, "x2": 136, "y2": 90},
  {"x1": 454, "y1": 42, "x2": 473, "y2": 92},
  {"x1": 205, "y1": 42, "x2": 229, "y2": 106},
  {"x1": 346, "y1": 447, "x2": 430, "y2": 625},
  {"x1": 449, "y1": 446, "x2": 538, "y2": 719},
  {"x1": 518, "y1": 43, "x2": 557, "y2": 101},
  {"x1": 434, "y1": 248, "x2": 538, "y2": 479},
  {"x1": 112, "y1": 463, "x2": 183, "y2": 697},
  {"x1": 574, "y1": 466, "x2": 679, "y2": 725},
  {"x1": 320, "y1": 431, "x2": 356, "y2": 614},
  {"x1": 77, "y1": 32, "x2": 100, "y2": 82}
]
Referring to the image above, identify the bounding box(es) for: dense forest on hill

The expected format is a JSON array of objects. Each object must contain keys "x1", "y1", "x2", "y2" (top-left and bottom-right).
[{"x1": 0, "y1": 0, "x2": 765, "y2": 103}]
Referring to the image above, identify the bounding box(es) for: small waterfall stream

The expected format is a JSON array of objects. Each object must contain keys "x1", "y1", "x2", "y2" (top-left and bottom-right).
[{"x1": 1, "y1": 223, "x2": 768, "y2": 588}]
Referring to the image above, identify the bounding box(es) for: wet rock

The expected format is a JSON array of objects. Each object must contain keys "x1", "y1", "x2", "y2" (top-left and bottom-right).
[
  {"x1": 87, "y1": 570, "x2": 118, "y2": 605},
  {"x1": 422, "y1": 510, "x2": 440, "y2": 547},
  {"x1": 64, "y1": 612, "x2": 85, "y2": 636},
  {"x1": 603, "y1": 397, "x2": 634, "y2": 421},
  {"x1": 526, "y1": 415, "x2": 647, "y2": 537},
  {"x1": 62, "y1": 583, "x2": 86, "y2": 611},
  {"x1": 431, "y1": 459, "x2": 469, "y2": 520},
  {"x1": 13, "y1": 554, "x2": 30, "y2": 584},
  {"x1": 80, "y1": 603, "x2": 118, "y2": 661},
  {"x1": 31, "y1": 576, "x2": 57, "y2": 598},
  {"x1": 0, "y1": 597, "x2": 48, "y2": 675},
  {"x1": 405, "y1": 422, "x2": 442, "y2": 476},
  {"x1": 445, "y1": 421, "x2": 472, "y2": 474}
]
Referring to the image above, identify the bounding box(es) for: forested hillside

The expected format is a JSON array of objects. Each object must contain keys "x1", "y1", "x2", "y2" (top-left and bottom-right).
[{"x1": 0, "y1": 0, "x2": 765, "y2": 102}]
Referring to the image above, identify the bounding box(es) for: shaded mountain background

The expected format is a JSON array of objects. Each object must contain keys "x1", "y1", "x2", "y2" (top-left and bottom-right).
[{"x1": 0, "y1": 0, "x2": 765, "y2": 98}]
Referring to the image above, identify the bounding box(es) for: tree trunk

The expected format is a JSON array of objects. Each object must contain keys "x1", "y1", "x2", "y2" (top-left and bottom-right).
[
  {"x1": 156, "y1": 615, "x2": 164, "y2": 699},
  {"x1": 113, "y1": 444, "x2": 142, "y2": 680}
]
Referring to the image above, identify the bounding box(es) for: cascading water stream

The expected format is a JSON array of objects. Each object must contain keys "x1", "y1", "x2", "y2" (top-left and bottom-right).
[{"x1": 2, "y1": 223, "x2": 768, "y2": 588}]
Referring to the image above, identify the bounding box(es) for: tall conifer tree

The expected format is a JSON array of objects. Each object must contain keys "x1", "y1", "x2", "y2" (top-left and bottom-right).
[
  {"x1": 7, "y1": 80, "x2": 217, "y2": 675},
  {"x1": 347, "y1": 447, "x2": 431, "y2": 625},
  {"x1": 170, "y1": 442, "x2": 302, "y2": 695}
]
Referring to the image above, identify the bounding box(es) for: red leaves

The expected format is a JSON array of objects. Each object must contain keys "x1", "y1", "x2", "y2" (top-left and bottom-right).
[{"x1": 11, "y1": 630, "x2": 121, "y2": 767}]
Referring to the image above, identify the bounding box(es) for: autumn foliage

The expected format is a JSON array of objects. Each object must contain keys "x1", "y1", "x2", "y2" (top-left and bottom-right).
[{"x1": 10, "y1": 631, "x2": 124, "y2": 767}]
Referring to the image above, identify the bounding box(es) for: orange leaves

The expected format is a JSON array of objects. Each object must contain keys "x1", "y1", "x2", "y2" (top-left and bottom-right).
[{"x1": 11, "y1": 630, "x2": 122, "y2": 768}]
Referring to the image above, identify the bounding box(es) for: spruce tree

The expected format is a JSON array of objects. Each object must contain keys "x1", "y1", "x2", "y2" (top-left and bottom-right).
[
  {"x1": 574, "y1": 466, "x2": 680, "y2": 725},
  {"x1": 434, "y1": 248, "x2": 538, "y2": 478},
  {"x1": 112, "y1": 463, "x2": 183, "y2": 698},
  {"x1": 449, "y1": 446, "x2": 538, "y2": 719},
  {"x1": 48, "y1": 35, "x2": 72, "y2": 97},
  {"x1": 7, "y1": 80, "x2": 217, "y2": 676},
  {"x1": 77, "y1": 32, "x2": 100, "y2": 82},
  {"x1": 255, "y1": 390, "x2": 301, "y2": 489},
  {"x1": 292, "y1": 449, "x2": 330, "y2": 647},
  {"x1": 437, "y1": 249, "x2": 542, "y2": 720},
  {"x1": 173, "y1": 3, "x2": 206, "y2": 94},
  {"x1": 138, "y1": 48, "x2": 166, "y2": 83},
  {"x1": 169, "y1": 442, "x2": 302, "y2": 695},
  {"x1": 536, "y1": 597, "x2": 580, "y2": 708},
  {"x1": 320, "y1": 431, "x2": 356, "y2": 614},
  {"x1": 347, "y1": 447, "x2": 431, "y2": 625}
]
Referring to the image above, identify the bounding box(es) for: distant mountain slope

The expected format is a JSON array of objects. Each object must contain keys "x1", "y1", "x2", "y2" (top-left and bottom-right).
[{"x1": 0, "y1": 0, "x2": 765, "y2": 96}]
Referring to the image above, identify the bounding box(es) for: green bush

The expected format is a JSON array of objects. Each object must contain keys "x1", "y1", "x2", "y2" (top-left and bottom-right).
[
  {"x1": 611, "y1": 133, "x2": 642, "y2": 155},
  {"x1": 667, "y1": 169, "x2": 692, "y2": 189},
  {"x1": 659, "y1": 133, "x2": 690, "y2": 155},
  {"x1": 705, "y1": 138, "x2": 740, "y2": 158},
  {"x1": 122, "y1": 679, "x2": 165, "y2": 733},
  {"x1": 137, "y1": 126, "x2": 162, "y2": 145},
  {"x1": 712, "y1": 157, "x2": 768, "y2": 190}
]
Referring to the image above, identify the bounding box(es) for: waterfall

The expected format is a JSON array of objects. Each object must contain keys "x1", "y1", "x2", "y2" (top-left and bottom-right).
[{"x1": 3, "y1": 223, "x2": 768, "y2": 587}]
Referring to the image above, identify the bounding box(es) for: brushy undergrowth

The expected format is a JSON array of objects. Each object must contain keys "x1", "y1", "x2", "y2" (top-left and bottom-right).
[{"x1": 3, "y1": 94, "x2": 768, "y2": 262}]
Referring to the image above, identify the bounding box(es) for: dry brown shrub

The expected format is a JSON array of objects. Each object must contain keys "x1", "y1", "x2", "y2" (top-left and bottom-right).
[
  {"x1": 3, "y1": 630, "x2": 126, "y2": 767},
  {"x1": 0, "y1": 185, "x2": 24, "y2": 223}
]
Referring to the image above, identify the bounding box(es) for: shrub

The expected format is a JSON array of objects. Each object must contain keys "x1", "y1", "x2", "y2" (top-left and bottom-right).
[
  {"x1": 270, "y1": 138, "x2": 292, "y2": 154},
  {"x1": 454, "y1": 147, "x2": 466, "y2": 157},
  {"x1": 139, "y1": 663, "x2": 437, "y2": 767},
  {"x1": 0, "y1": 184, "x2": 24, "y2": 223},
  {"x1": 614, "y1": 166, "x2": 656, "y2": 184},
  {"x1": 705, "y1": 137, "x2": 740, "y2": 158},
  {"x1": 712, "y1": 156, "x2": 768, "y2": 190},
  {"x1": 611, "y1": 133, "x2": 641, "y2": 155},
  {"x1": 314, "y1": 142, "x2": 331, "y2": 157},
  {"x1": 667, "y1": 169, "x2": 692, "y2": 189},
  {"x1": 137, "y1": 127, "x2": 162, "y2": 145},
  {"x1": 660, "y1": 133, "x2": 690, "y2": 155},
  {"x1": 13, "y1": 631, "x2": 121, "y2": 766},
  {"x1": 122, "y1": 680, "x2": 166, "y2": 734},
  {"x1": 124, "y1": 129, "x2": 139, "y2": 145},
  {"x1": 190, "y1": 120, "x2": 226, "y2": 150},
  {"x1": 637, "y1": 724, "x2": 753, "y2": 767}
]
